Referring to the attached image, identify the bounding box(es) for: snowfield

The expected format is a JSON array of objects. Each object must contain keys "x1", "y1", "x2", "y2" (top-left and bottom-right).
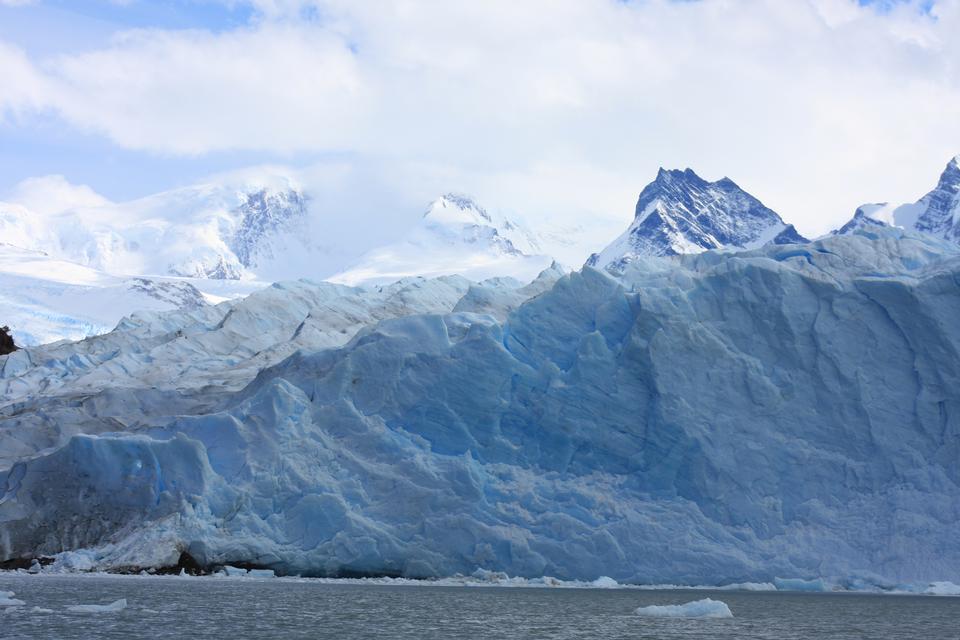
[{"x1": 2, "y1": 226, "x2": 960, "y2": 588}]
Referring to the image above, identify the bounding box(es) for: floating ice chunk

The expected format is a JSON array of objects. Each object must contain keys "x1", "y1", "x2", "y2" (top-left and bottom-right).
[
  {"x1": 774, "y1": 577, "x2": 829, "y2": 592},
  {"x1": 66, "y1": 599, "x2": 127, "y2": 613},
  {"x1": 30, "y1": 607, "x2": 53, "y2": 614},
  {"x1": 635, "y1": 598, "x2": 733, "y2": 619},
  {"x1": 0, "y1": 591, "x2": 25, "y2": 606},
  {"x1": 247, "y1": 569, "x2": 276, "y2": 578},
  {"x1": 223, "y1": 566, "x2": 249, "y2": 577},
  {"x1": 592, "y1": 576, "x2": 619, "y2": 588},
  {"x1": 926, "y1": 582, "x2": 960, "y2": 596}
]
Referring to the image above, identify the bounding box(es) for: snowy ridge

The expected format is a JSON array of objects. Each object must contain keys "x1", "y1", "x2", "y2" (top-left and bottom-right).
[
  {"x1": 837, "y1": 156, "x2": 960, "y2": 240},
  {"x1": 831, "y1": 204, "x2": 890, "y2": 235},
  {"x1": 0, "y1": 173, "x2": 311, "y2": 282},
  {"x1": 331, "y1": 193, "x2": 554, "y2": 285},
  {"x1": 2, "y1": 228, "x2": 960, "y2": 586},
  {"x1": 587, "y1": 168, "x2": 807, "y2": 273}
]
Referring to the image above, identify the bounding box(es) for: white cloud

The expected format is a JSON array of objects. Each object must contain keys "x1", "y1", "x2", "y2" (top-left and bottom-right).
[
  {"x1": 1, "y1": 0, "x2": 960, "y2": 239},
  {"x1": 7, "y1": 175, "x2": 109, "y2": 216}
]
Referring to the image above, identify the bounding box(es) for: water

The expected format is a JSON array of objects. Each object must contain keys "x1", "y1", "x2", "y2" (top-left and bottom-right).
[{"x1": 2, "y1": 574, "x2": 960, "y2": 639}]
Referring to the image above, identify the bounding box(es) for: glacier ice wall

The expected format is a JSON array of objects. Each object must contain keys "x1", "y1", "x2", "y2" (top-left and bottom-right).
[{"x1": 1, "y1": 228, "x2": 959, "y2": 584}]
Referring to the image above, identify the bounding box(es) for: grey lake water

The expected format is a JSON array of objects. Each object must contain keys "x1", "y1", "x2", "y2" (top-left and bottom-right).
[{"x1": 2, "y1": 574, "x2": 960, "y2": 639}]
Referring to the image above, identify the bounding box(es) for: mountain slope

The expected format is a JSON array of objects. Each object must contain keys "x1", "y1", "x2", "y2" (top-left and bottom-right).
[
  {"x1": 330, "y1": 193, "x2": 555, "y2": 285},
  {"x1": 831, "y1": 204, "x2": 890, "y2": 235},
  {"x1": 0, "y1": 174, "x2": 313, "y2": 282},
  {"x1": 2, "y1": 228, "x2": 959, "y2": 586},
  {"x1": 837, "y1": 156, "x2": 960, "y2": 240},
  {"x1": 587, "y1": 168, "x2": 807, "y2": 273}
]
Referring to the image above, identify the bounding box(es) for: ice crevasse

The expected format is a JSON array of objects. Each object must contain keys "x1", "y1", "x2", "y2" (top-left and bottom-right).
[{"x1": 1, "y1": 226, "x2": 960, "y2": 586}]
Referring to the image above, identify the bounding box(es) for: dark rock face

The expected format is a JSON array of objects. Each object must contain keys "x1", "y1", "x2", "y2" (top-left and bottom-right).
[
  {"x1": 914, "y1": 157, "x2": 960, "y2": 240},
  {"x1": 588, "y1": 168, "x2": 808, "y2": 273},
  {"x1": 231, "y1": 189, "x2": 308, "y2": 269},
  {"x1": 0, "y1": 326, "x2": 17, "y2": 356}
]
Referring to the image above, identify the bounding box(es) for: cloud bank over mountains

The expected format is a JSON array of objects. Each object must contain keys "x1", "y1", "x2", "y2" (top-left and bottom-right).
[{"x1": 0, "y1": 0, "x2": 959, "y2": 236}]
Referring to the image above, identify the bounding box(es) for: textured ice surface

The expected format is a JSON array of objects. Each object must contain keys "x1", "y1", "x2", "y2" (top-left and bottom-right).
[
  {"x1": 2, "y1": 228, "x2": 960, "y2": 586},
  {"x1": 66, "y1": 599, "x2": 127, "y2": 613},
  {"x1": 635, "y1": 598, "x2": 733, "y2": 618}
]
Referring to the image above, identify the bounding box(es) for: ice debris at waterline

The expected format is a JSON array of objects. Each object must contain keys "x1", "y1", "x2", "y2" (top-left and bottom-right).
[
  {"x1": 925, "y1": 582, "x2": 960, "y2": 596},
  {"x1": 772, "y1": 577, "x2": 829, "y2": 592},
  {"x1": 635, "y1": 598, "x2": 733, "y2": 619},
  {"x1": 66, "y1": 599, "x2": 127, "y2": 613},
  {"x1": 0, "y1": 590, "x2": 25, "y2": 606},
  {"x1": 219, "y1": 566, "x2": 275, "y2": 578},
  {"x1": 3, "y1": 228, "x2": 960, "y2": 586}
]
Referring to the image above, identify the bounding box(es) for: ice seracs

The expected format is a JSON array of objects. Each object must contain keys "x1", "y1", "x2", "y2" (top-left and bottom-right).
[
  {"x1": 3, "y1": 227, "x2": 960, "y2": 586},
  {"x1": 330, "y1": 193, "x2": 555, "y2": 285},
  {"x1": 586, "y1": 167, "x2": 807, "y2": 273}
]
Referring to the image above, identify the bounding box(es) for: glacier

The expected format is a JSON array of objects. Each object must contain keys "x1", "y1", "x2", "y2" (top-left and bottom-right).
[{"x1": 2, "y1": 226, "x2": 960, "y2": 586}]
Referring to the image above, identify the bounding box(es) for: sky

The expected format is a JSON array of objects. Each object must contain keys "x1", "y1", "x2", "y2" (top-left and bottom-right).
[{"x1": 0, "y1": 0, "x2": 958, "y2": 245}]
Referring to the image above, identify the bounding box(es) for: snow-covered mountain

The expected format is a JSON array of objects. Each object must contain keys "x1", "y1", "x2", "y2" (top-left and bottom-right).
[
  {"x1": 587, "y1": 168, "x2": 807, "y2": 273},
  {"x1": 0, "y1": 174, "x2": 312, "y2": 282},
  {"x1": 331, "y1": 193, "x2": 555, "y2": 285},
  {"x1": 0, "y1": 172, "x2": 315, "y2": 346},
  {"x1": 3, "y1": 227, "x2": 960, "y2": 587},
  {"x1": 0, "y1": 178, "x2": 289, "y2": 346},
  {"x1": 0, "y1": 179, "x2": 566, "y2": 345},
  {"x1": 836, "y1": 156, "x2": 960, "y2": 240},
  {"x1": 831, "y1": 204, "x2": 890, "y2": 235}
]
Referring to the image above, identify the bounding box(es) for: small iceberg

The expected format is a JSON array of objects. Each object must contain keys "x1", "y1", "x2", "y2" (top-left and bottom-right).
[
  {"x1": 592, "y1": 576, "x2": 619, "y2": 588},
  {"x1": 247, "y1": 569, "x2": 276, "y2": 578},
  {"x1": 66, "y1": 599, "x2": 127, "y2": 613},
  {"x1": 0, "y1": 591, "x2": 25, "y2": 606},
  {"x1": 635, "y1": 598, "x2": 733, "y2": 619},
  {"x1": 926, "y1": 582, "x2": 960, "y2": 596}
]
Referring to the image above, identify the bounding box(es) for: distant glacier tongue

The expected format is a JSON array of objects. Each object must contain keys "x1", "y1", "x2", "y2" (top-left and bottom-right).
[{"x1": 2, "y1": 227, "x2": 960, "y2": 586}]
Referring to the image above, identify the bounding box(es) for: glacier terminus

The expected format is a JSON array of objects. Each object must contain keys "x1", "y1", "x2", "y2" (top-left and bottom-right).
[{"x1": 3, "y1": 207, "x2": 960, "y2": 587}]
